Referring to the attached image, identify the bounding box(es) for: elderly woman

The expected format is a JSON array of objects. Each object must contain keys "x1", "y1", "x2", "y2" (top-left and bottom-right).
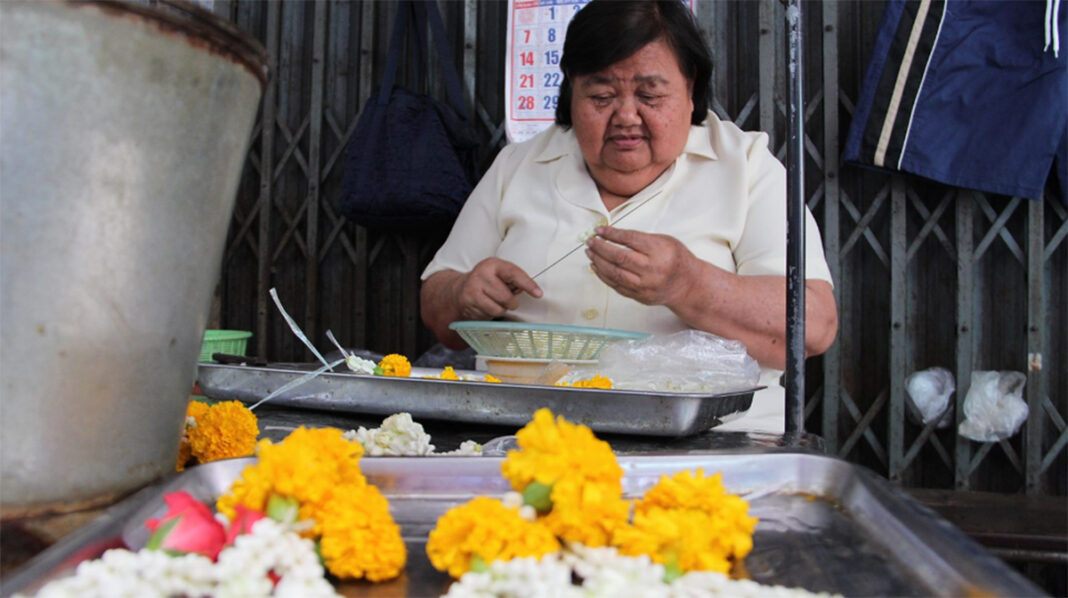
[{"x1": 420, "y1": 0, "x2": 837, "y2": 433}]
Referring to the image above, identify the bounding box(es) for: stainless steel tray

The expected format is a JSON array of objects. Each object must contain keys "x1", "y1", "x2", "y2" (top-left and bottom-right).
[
  {"x1": 3, "y1": 453, "x2": 1043, "y2": 597},
  {"x1": 196, "y1": 363, "x2": 756, "y2": 437}
]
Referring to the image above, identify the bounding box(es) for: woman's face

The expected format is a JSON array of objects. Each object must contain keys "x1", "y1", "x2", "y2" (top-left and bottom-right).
[{"x1": 571, "y1": 38, "x2": 694, "y2": 199}]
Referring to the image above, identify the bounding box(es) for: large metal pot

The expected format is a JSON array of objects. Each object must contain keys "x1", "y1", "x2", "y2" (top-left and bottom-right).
[{"x1": 0, "y1": 0, "x2": 267, "y2": 515}]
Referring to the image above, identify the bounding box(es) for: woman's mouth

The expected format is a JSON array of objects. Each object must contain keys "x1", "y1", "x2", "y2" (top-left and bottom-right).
[{"x1": 608, "y1": 135, "x2": 645, "y2": 149}]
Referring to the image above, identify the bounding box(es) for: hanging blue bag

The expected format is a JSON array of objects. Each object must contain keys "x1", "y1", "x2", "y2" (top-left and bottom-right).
[{"x1": 340, "y1": 0, "x2": 478, "y2": 231}]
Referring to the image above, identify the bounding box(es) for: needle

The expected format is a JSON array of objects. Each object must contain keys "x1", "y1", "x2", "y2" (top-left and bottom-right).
[{"x1": 529, "y1": 189, "x2": 663, "y2": 281}]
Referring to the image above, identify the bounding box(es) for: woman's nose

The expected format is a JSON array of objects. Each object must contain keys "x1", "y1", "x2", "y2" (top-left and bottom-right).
[{"x1": 611, "y1": 96, "x2": 641, "y2": 127}]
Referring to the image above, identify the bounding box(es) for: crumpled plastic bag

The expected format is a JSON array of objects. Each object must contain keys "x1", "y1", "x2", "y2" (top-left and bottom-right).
[
  {"x1": 558, "y1": 330, "x2": 761, "y2": 393},
  {"x1": 905, "y1": 367, "x2": 955, "y2": 428},
  {"x1": 958, "y1": 370, "x2": 1028, "y2": 442}
]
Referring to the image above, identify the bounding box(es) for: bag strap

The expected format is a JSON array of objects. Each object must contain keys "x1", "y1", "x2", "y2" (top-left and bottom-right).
[
  {"x1": 418, "y1": 1, "x2": 470, "y2": 120},
  {"x1": 377, "y1": 0, "x2": 413, "y2": 105},
  {"x1": 375, "y1": 1, "x2": 469, "y2": 121}
]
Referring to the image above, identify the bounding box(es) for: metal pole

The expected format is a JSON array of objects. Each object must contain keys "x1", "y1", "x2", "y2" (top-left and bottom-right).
[{"x1": 784, "y1": 0, "x2": 806, "y2": 439}]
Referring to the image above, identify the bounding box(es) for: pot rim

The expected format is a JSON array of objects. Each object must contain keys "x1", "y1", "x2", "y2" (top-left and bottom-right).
[{"x1": 72, "y1": 0, "x2": 270, "y2": 88}]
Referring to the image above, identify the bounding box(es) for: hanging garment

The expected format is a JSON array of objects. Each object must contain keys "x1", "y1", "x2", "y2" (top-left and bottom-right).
[{"x1": 844, "y1": 0, "x2": 1067, "y2": 203}]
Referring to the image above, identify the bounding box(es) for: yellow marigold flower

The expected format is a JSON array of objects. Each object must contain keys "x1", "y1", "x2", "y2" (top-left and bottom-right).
[
  {"x1": 613, "y1": 506, "x2": 749, "y2": 574},
  {"x1": 540, "y1": 476, "x2": 631, "y2": 547},
  {"x1": 501, "y1": 409, "x2": 622, "y2": 492},
  {"x1": 613, "y1": 469, "x2": 758, "y2": 574},
  {"x1": 175, "y1": 400, "x2": 210, "y2": 472},
  {"x1": 377, "y1": 353, "x2": 411, "y2": 377},
  {"x1": 555, "y1": 375, "x2": 613, "y2": 389},
  {"x1": 217, "y1": 426, "x2": 366, "y2": 522},
  {"x1": 439, "y1": 366, "x2": 460, "y2": 380},
  {"x1": 318, "y1": 482, "x2": 407, "y2": 581},
  {"x1": 186, "y1": 399, "x2": 210, "y2": 422},
  {"x1": 426, "y1": 496, "x2": 561, "y2": 579},
  {"x1": 187, "y1": 401, "x2": 259, "y2": 465},
  {"x1": 175, "y1": 438, "x2": 192, "y2": 472},
  {"x1": 483, "y1": 374, "x2": 501, "y2": 383}
]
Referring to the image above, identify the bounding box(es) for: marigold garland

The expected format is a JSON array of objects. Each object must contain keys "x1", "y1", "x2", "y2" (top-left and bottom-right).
[
  {"x1": 499, "y1": 408, "x2": 629, "y2": 546},
  {"x1": 215, "y1": 426, "x2": 406, "y2": 581},
  {"x1": 176, "y1": 400, "x2": 213, "y2": 472},
  {"x1": 426, "y1": 496, "x2": 561, "y2": 578},
  {"x1": 317, "y1": 483, "x2": 407, "y2": 581},
  {"x1": 187, "y1": 401, "x2": 259, "y2": 465},
  {"x1": 377, "y1": 353, "x2": 411, "y2": 377},
  {"x1": 612, "y1": 469, "x2": 758, "y2": 574}
]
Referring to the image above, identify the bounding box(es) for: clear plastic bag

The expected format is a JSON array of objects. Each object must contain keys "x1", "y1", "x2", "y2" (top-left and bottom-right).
[
  {"x1": 558, "y1": 330, "x2": 761, "y2": 393},
  {"x1": 904, "y1": 367, "x2": 955, "y2": 428},
  {"x1": 958, "y1": 370, "x2": 1028, "y2": 442}
]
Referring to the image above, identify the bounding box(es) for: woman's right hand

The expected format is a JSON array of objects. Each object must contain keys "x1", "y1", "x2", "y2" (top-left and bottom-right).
[
  {"x1": 453, "y1": 258, "x2": 542, "y2": 320},
  {"x1": 421, "y1": 260, "x2": 542, "y2": 349}
]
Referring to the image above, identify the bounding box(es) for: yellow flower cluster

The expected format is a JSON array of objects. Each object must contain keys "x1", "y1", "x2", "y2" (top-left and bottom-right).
[
  {"x1": 422, "y1": 366, "x2": 460, "y2": 380},
  {"x1": 426, "y1": 496, "x2": 561, "y2": 578},
  {"x1": 216, "y1": 426, "x2": 406, "y2": 581},
  {"x1": 614, "y1": 469, "x2": 757, "y2": 574},
  {"x1": 177, "y1": 400, "x2": 258, "y2": 472},
  {"x1": 501, "y1": 408, "x2": 628, "y2": 546},
  {"x1": 427, "y1": 409, "x2": 758, "y2": 581},
  {"x1": 555, "y1": 375, "x2": 613, "y2": 389},
  {"x1": 377, "y1": 353, "x2": 411, "y2": 377}
]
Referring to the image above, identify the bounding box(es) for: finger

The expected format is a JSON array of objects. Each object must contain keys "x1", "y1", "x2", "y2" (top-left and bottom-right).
[
  {"x1": 587, "y1": 248, "x2": 642, "y2": 289},
  {"x1": 500, "y1": 266, "x2": 543, "y2": 298},
  {"x1": 592, "y1": 226, "x2": 652, "y2": 253},
  {"x1": 482, "y1": 281, "x2": 521, "y2": 311},
  {"x1": 587, "y1": 235, "x2": 646, "y2": 275}
]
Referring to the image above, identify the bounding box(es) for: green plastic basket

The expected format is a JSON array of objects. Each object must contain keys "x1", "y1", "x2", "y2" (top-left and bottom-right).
[
  {"x1": 199, "y1": 329, "x2": 252, "y2": 362},
  {"x1": 449, "y1": 321, "x2": 648, "y2": 361}
]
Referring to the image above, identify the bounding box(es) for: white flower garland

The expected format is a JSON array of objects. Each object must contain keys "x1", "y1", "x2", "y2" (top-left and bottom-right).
[
  {"x1": 443, "y1": 544, "x2": 843, "y2": 598},
  {"x1": 343, "y1": 413, "x2": 483, "y2": 457},
  {"x1": 16, "y1": 519, "x2": 339, "y2": 598}
]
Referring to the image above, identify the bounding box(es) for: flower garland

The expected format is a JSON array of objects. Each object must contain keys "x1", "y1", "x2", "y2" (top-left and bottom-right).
[
  {"x1": 427, "y1": 408, "x2": 760, "y2": 583},
  {"x1": 442, "y1": 543, "x2": 841, "y2": 598},
  {"x1": 374, "y1": 353, "x2": 411, "y2": 377},
  {"x1": 343, "y1": 412, "x2": 483, "y2": 456},
  {"x1": 216, "y1": 426, "x2": 407, "y2": 581},
  {"x1": 14, "y1": 492, "x2": 340, "y2": 598},
  {"x1": 177, "y1": 400, "x2": 259, "y2": 472}
]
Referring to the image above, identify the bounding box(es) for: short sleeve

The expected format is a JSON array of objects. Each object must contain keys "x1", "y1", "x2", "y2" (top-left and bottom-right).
[{"x1": 732, "y1": 133, "x2": 833, "y2": 286}]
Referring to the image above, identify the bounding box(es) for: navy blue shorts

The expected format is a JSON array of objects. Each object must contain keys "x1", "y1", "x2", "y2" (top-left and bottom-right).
[{"x1": 845, "y1": 0, "x2": 1067, "y2": 203}]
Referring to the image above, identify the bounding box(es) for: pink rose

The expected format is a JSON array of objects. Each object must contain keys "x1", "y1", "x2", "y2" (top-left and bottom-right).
[
  {"x1": 145, "y1": 491, "x2": 226, "y2": 559},
  {"x1": 225, "y1": 504, "x2": 267, "y2": 546}
]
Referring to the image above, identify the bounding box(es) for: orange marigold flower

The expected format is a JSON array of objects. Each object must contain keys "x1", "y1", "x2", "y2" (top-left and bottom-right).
[
  {"x1": 377, "y1": 353, "x2": 411, "y2": 377},
  {"x1": 613, "y1": 469, "x2": 758, "y2": 574},
  {"x1": 540, "y1": 476, "x2": 630, "y2": 547},
  {"x1": 555, "y1": 375, "x2": 613, "y2": 389},
  {"x1": 217, "y1": 426, "x2": 366, "y2": 523},
  {"x1": 175, "y1": 400, "x2": 209, "y2": 472},
  {"x1": 175, "y1": 438, "x2": 192, "y2": 472},
  {"x1": 426, "y1": 496, "x2": 560, "y2": 578},
  {"x1": 187, "y1": 401, "x2": 259, "y2": 465},
  {"x1": 186, "y1": 399, "x2": 210, "y2": 422},
  {"x1": 500, "y1": 408, "x2": 622, "y2": 492},
  {"x1": 318, "y1": 482, "x2": 407, "y2": 581}
]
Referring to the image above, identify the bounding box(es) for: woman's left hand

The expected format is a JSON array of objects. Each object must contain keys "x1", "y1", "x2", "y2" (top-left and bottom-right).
[{"x1": 585, "y1": 226, "x2": 698, "y2": 307}]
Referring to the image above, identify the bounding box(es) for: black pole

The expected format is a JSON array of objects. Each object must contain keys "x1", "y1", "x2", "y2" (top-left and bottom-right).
[{"x1": 784, "y1": 0, "x2": 806, "y2": 440}]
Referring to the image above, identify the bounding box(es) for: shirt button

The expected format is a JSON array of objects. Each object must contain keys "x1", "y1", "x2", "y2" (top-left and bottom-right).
[{"x1": 582, "y1": 308, "x2": 598, "y2": 320}]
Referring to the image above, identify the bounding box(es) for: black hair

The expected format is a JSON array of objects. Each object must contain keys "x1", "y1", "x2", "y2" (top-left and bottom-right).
[{"x1": 555, "y1": 0, "x2": 712, "y2": 127}]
